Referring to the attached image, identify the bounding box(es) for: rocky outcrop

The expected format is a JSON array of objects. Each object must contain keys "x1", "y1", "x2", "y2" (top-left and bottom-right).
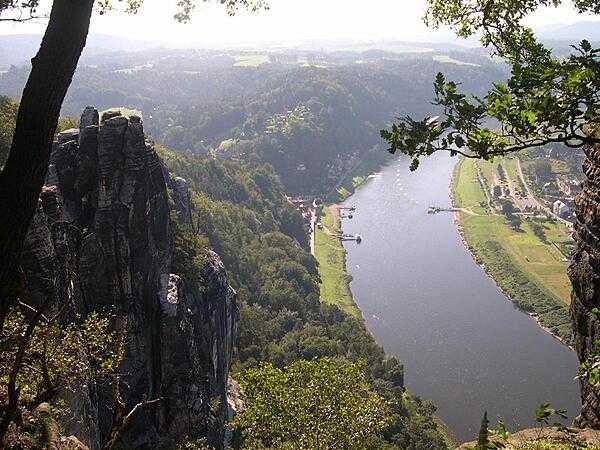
[
  {"x1": 20, "y1": 108, "x2": 238, "y2": 449},
  {"x1": 570, "y1": 144, "x2": 600, "y2": 428}
]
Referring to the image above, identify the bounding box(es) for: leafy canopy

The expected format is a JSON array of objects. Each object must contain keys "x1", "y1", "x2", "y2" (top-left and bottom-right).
[
  {"x1": 234, "y1": 358, "x2": 391, "y2": 449},
  {"x1": 0, "y1": 0, "x2": 268, "y2": 23},
  {"x1": 0, "y1": 96, "x2": 17, "y2": 168},
  {"x1": 381, "y1": 0, "x2": 600, "y2": 170}
]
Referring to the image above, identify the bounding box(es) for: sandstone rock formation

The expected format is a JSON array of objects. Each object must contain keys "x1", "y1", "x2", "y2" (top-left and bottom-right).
[
  {"x1": 570, "y1": 144, "x2": 600, "y2": 428},
  {"x1": 20, "y1": 107, "x2": 238, "y2": 449}
]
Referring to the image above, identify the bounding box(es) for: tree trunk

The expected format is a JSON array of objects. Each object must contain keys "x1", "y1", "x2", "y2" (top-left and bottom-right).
[
  {"x1": 570, "y1": 144, "x2": 600, "y2": 428},
  {"x1": 0, "y1": 0, "x2": 95, "y2": 327}
]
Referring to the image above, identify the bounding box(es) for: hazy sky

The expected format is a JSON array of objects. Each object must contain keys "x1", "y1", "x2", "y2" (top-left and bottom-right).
[{"x1": 0, "y1": 0, "x2": 596, "y2": 46}]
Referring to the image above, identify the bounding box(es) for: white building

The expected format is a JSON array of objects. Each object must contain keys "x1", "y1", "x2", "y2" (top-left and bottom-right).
[{"x1": 553, "y1": 200, "x2": 570, "y2": 218}]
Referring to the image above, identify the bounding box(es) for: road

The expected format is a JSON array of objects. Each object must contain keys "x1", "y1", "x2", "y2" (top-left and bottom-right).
[{"x1": 515, "y1": 158, "x2": 572, "y2": 227}]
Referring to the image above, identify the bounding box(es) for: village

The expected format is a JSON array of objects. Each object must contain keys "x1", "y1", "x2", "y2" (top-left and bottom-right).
[{"x1": 477, "y1": 157, "x2": 578, "y2": 226}]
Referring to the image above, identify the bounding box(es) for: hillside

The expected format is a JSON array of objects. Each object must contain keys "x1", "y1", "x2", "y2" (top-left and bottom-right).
[
  {"x1": 0, "y1": 47, "x2": 505, "y2": 195},
  {"x1": 157, "y1": 142, "x2": 451, "y2": 449}
]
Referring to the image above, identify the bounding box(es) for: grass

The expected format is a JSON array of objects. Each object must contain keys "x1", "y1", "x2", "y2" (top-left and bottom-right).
[
  {"x1": 233, "y1": 55, "x2": 270, "y2": 67},
  {"x1": 433, "y1": 55, "x2": 480, "y2": 67},
  {"x1": 453, "y1": 158, "x2": 573, "y2": 344},
  {"x1": 314, "y1": 206, "x2": 362, "y2": 319}
]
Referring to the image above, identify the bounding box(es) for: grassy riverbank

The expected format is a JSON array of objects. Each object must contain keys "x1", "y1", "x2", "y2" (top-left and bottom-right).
[
  {"x1": 452, "y1": 158, "x2": 573, "y2": 344},
  {"x1": 314, "y1": 205, "x2": 362, "y2": 319}
]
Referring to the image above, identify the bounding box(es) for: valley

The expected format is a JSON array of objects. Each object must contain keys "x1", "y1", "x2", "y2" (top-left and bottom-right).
[
  {"x1": 0, "y1": 16, "x2": 597, "y2": 446},
  {"x1": 337, "y1": 153, "x2": 579, "y2": 441}
]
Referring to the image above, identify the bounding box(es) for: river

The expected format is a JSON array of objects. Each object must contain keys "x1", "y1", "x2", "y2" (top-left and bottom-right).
[{"x1": 340, "y1": 153, "x2": 580, "y2": 442}]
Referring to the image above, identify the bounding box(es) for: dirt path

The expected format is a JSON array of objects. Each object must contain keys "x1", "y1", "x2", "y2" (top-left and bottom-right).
[{"x1": 455, "y1": 207, "x2": 478, "y2": 216}]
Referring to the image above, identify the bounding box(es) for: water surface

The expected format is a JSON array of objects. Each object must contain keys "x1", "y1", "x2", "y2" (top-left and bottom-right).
[{"x1": 341, "y1": 153, "x2": 580, "y2": 442}]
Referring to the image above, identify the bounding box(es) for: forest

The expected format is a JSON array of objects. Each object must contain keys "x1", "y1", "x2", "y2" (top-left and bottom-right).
[
  {"x1": 4, "y1": 0, "x2": 600, "y2": 445},
  {"x1": 1, "y1": 46, "x2": 505, "y2": 194}
]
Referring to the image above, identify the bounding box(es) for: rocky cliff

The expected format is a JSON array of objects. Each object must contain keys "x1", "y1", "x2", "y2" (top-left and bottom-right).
[
  {"x1": 20, "y1": 107, "x2": 238, "y2": 449},
  {"x1": 570, "y1": 143, "x2": 600, "y2": 428}
]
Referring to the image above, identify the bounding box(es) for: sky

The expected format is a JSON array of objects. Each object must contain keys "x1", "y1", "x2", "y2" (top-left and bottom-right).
[{"x1": 0, "y1": 0, "x2": 596, "y2": 47}]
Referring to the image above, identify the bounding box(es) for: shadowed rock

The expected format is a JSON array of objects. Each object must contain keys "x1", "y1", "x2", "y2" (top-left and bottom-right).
[
  {"x1": 22, "y1": 107, "x2": 238, "y2": 449},
  {"x1": 570, "y1": 143, "x2": 600, "y2": 429}
]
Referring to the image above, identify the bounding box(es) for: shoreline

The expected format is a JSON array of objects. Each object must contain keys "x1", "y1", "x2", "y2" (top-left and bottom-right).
[
  {"x1": 450, "y1": 159, "x2": 574, "y2": 350},
  {"x1": 314, "y1": 203, "x2": 363, "y2": 320}
]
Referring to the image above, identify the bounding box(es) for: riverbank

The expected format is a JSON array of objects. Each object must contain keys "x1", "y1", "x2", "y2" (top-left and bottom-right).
[
  {"x1": 315, "y1": 201, "x2": 459, "y2": 448},
  {"x1": 452, "y1": 158, "x2": 573, "y2": 346},
  {"x1": 314, "y1": 205, "x2": 363, "y2": 319},
  {"x1": 327, "y1": 148, "x2": 392, "y2": 203}
]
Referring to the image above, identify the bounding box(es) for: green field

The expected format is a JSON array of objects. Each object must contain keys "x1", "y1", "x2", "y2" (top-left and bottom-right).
[
  {"x1": 453, "y1": 158, "x2": 573, "y2": 343},
  {"x1": 314, "y1": 206, "x2": 362, "y2": 319},
  {"x1": 233, "y1": 55, "x2": 270, "y2": 67}
]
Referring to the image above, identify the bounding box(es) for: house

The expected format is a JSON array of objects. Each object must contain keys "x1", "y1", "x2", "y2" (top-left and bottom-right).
[
  {"x1": 543, "y1": 182, "x2": 559, "y2": 195},
  {"x1": 553, "y1": 200, "x2": 570, "y2": 218}
]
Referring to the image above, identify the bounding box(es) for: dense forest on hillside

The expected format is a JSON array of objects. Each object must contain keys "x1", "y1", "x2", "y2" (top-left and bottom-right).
[
  {"x1": 159, "y1": 145, "x2": 450, "y2": 448},
  {"x1": 0, "y1": 47, "x2": 505, "y2": 194}
]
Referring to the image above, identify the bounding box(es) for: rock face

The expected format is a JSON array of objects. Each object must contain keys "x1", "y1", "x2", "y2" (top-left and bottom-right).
[
  {"x1": 570, "y1": 144, "x2": 600, "y2": 428},
  {"x1": 20, "y1": 108, "x2": 238, "y2": 449}
]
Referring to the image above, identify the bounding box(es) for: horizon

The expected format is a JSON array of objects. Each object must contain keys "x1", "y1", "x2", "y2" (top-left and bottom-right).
[{"x1": 0, "y1": 0, "x2": 598, "y2": 48}]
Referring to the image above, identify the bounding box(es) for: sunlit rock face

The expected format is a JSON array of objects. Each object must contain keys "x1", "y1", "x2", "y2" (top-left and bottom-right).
[
  {"x1": 570, "y1": 143, "x2": 600, "y2": 428},
  {"x1": 20, "y1": 108, "x2": 238, "y2": 449}
]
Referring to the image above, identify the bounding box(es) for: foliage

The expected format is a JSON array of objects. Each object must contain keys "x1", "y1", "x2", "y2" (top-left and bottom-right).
[
  {"x1": 161, "y1": 147, "x2": 449, "y2": 449},
  {"x1": 234, "y1": 358, "x2": 391, "y2": 449},
  {"x1": 508, "y1": 214, "x2": 522, "y2": 231},
  {"x1": 529, "y1": 159, "x2": 552, "y2": 184},
  {"x1": 0, "y1": 49, "x2": 504, "y2": 195},
  {"x1": 381, "y1": 1, "x2": 600, "y2": 171},
  {"x1": 0, "y1": 96, "x2": 17, "y2": 168},
  {"x1": 0, "y1": 0, "x2": 268, "y2": 23},
  {"x1": 0, "y1": 306, "x2": 117, "y2": 445},
  {"x1": 468, "y1": 403, "x2": 587, "y2": 450},
  {"x1": 56, "y1": 115, "x2": 79, "y2": 133},
  {"x1": 477, "y1": 412, "x2": 490, "y2": 449},
  {"x1": 577, "y1": 309, "x2": 600, "y2": 386},
  {"x1": 178, "y1": 437, "x2": 214, "y2": 450},
  {"x1": 530, "y1": 221, "x2": 548, "y2": 244}
]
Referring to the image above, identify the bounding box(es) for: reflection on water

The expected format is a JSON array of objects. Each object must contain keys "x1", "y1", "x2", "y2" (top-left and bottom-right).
[{"x1": 341, "y1": 153, "x2": 579, "y2": 441}]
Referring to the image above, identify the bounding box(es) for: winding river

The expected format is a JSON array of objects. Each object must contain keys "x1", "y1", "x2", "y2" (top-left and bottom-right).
[{"x1": 340, "y1": 153, "x2": 580, "y2": 442}]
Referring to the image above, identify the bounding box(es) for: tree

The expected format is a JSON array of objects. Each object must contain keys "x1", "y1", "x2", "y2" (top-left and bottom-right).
[
  {"x1": 530, "y1": 158, "x2": 553, "y2": 184},
  {"x1": 509, "y1": 214, "x2": 523, "y2": 231},
  {"x1": 0, "y1": 308, "x2": 117, "y2": 445},
  {"x1": 381, "y1": 0, "x2": 600, "y2": 428},
  {"x1": 0, "y1": 0, "x2": 267, "y2": 334},
  {"x1": 477, "y1": 411, "x2": 489, "y2": 450},
  {"x1": 500, "y1": 199, "x2": 516, "y2": 216},
  {"x1": 493, "y1": 185, "x2": 502, "y2": 198},
  {"x1": 234, "y1": 358, "x2": 391, "y2": 449}
]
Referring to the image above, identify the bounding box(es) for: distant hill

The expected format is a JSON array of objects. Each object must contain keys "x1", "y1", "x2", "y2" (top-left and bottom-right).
[
  {"x1": 0, "y1": 34, "x2": 163, "y2": 69},
  {"x1": 537, "y1": 21, "x2": 600, "y2": 43}
]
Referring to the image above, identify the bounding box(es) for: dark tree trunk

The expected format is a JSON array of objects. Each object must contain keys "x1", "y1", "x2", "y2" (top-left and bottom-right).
[
  {"x1": 570, "y1": 144, "x2": 600, "y2": 428},
  {"x1": 0, "y1": 0, "x2": 95, "y2": 327}
]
